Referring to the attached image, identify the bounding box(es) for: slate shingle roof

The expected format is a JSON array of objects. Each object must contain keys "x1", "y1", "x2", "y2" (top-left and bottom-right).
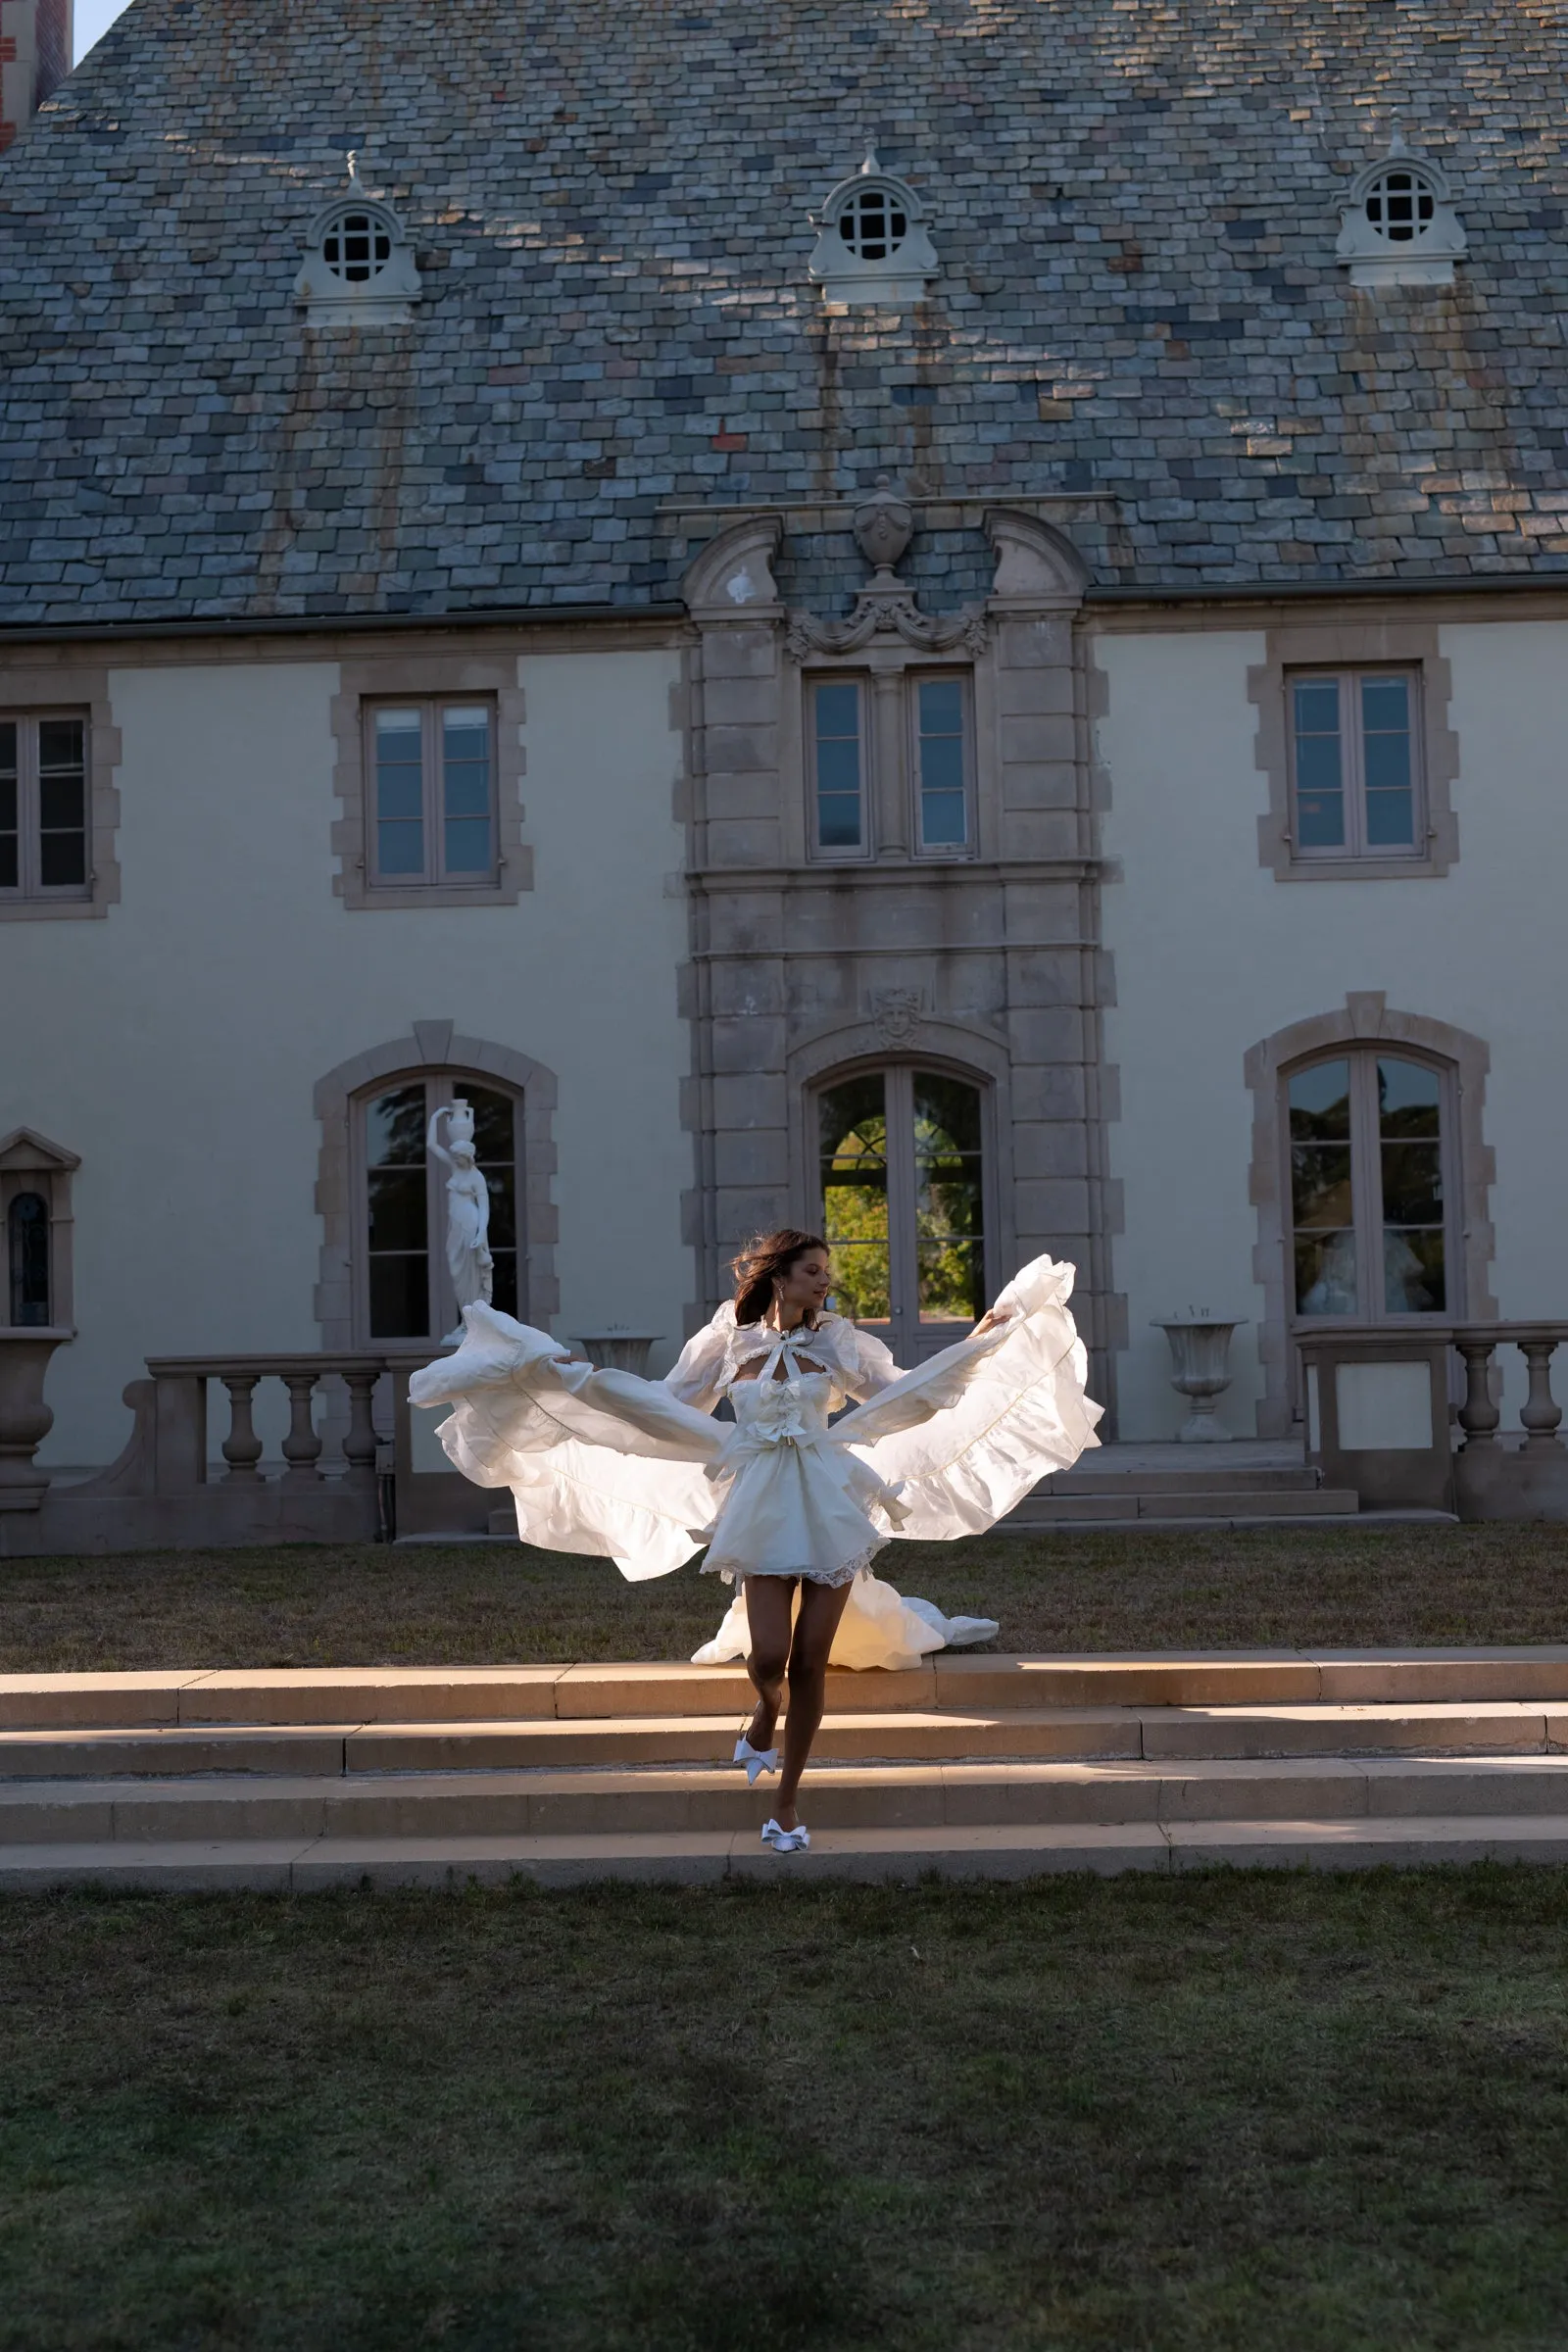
[{"x1": 2, "y1": 0, "x2": 1568, "y2": 626}]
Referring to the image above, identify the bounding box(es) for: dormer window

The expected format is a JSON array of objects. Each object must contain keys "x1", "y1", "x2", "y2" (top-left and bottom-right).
[
  {"x1": 296, "y1": 155, "x2": 420, "y2": 326},
  {"x1": 808, "y1": 151, "x2": 939, "y2": 308},
  {"x1": 1337, "y1": 134, "x2": 1466, "y2": 288}
]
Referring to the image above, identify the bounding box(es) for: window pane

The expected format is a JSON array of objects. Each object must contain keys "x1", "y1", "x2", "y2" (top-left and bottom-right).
[
  {"x1": 442, "y1": 707, "x2": 493, "y2": 877},
  {"x1": 0, "y1": 838, "x2": 15, "y2": 891},
  {"x1": 368, "y1": 1167, "x2": 428, "y2": 1252},
  {"x1": 1378, "y1": 1058, "x2": 1441, "y2": 1135},
  {"x1": 917, "y1": 678, "x2": 967, "y2": 850},
  {"x1": 8, "y1": 1193, "x2": 50, "y2": 1327},
  {"x1": 366, "y1": 1084, "x2": 427, "y2": 1166},
  {"x1": 818, "y1": 1073, "x2": 888, "y2": 1319},
  {"x1": 368, "y1": 1253, "x2": 429, "y2": 1340},
  {"x1": 914, "y1": 1073, "x2": 984, "y2": 1322},
  {"x1": 36, "y1": 717, "x2": 84, "y2": 771},
  {"x1": 1295, "y1": 1231, "x2": 1359, "y2": 1316},
  {"x1": 1385, "y1": 1229, "x2": 1445, "y2": 1315},
  {"x1": 444, "y1": 816, "x2": 492, "y2": 873},
  {"x1": 1290, "y1": 1060, "x2": 1356, "y2": 1313},
  {"x1": 812, "y1": 682, "x2": 861, "y2": 851},
  {"x1": 1381, "y1": 1142, "x2": 1443, "y2": 1226},
  {"x1": 462, "y1": 1087, "x2": 515, "y2": 1169},
  {"x1": 38, "y1": 832, "x2": 87, "y2": 888},
  {"x1": 38, "y1": 772, "x2": 84, "y2": 831},
  {"x1": 0, "y1": 721, "x2": 16, "y2": 773},
  {"x1": 1292, "y1": 679, "x2": 1345, "y2": 848},
  {"x1": 374, "y1": 709, "x2": 424, "y2": 878},
  {"x1": 1288, "y1": 1060, "x2": 1350, "y2": 1140}
]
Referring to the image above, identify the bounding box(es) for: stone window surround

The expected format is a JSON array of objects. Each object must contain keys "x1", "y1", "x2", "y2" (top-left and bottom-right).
[
  {"x1": 1250, "y1": 619, "x2": 1458, "y2": 882},
  {"x1": 1244, "y1": 992, "x2": 1494, "y2": 1437},
  {"x1": 314, "y1": 1022, "x2": 560, "y2": 1350},
  {"x1": 784, "y1": 1021, "x2": 1016, "y2": 1314},
  {"x1": 797, "y1": 657, "x2": 984, "y2": 866},
  {"x1": 330, "y1": 654, "x2": 530, "y2": 910},
  {"x1": 0, "y1": 661, "x2": 122, "y2": 921},
  {"x1": 0, "y1": 1125, "x2": 78, "y2": 1329}
]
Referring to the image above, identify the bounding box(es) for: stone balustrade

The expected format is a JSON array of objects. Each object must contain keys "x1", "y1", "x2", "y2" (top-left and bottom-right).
[
  {"x1": 0, "y1": 1351, "x2": 397, "y2": 1556},
  {"x1": 1298, "y1": 1320, "x2": 1568, "y2": 1520}
]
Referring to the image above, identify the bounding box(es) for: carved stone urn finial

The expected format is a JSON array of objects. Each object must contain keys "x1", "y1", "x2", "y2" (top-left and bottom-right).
[{"x1": 853, "y1": 474, "x2": 914, "y2": 581}]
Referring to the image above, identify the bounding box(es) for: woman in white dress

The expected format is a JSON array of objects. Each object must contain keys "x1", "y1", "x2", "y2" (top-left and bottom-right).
[{"x1": 410, "y1": 1228, "x2": 1101, "y2": 1852}]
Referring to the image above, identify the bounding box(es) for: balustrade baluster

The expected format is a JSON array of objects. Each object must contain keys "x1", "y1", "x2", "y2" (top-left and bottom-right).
[
  {"x1": 1456, "y1": 1340, "x2": 1501, "y2": 1446},
  {"x1": 342, "y1": 1368, "x2": 381, "y2": 1486},
  {"x1": 280, "y1": 1371, "x2": 324, "y2": 1485},
  {"x1": 220, "y1": 1375, "x2": 264, "y2": 1482},
  {"x1": 1518, "y1": 1340, "x2": 1565, "y2": 1450}
]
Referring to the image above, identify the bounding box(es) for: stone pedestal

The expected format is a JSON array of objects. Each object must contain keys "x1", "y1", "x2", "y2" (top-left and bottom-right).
[
  {"x1": 1153, "y1": 1318, "x2": 1246, "y2": 1444},
  {"x1": 571, "y1": 1332, "x2": 662, "y2": 1377},
  {"x1": 0, "y1": 1327, "x2": 73, "y2": 1510}
]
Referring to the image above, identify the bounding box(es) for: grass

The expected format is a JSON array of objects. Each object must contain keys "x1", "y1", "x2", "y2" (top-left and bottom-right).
[
  {"x1": 0, "y1": 1525, "x2": 1566, "y2": 1674},
  {"x1": 2, "y1": 1868, "x2": 1568, "y2": 2350}
]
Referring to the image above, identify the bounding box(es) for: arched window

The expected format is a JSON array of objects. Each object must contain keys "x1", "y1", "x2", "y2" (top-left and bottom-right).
[
  {"x1": 7, "y1": 1192, "x2": 50, "y2": 1327},
  {"x1": 357, "y1": 1073, "x2": 522, "y2": 1342},
  {"x1": 816, "y1": 1066, "x2": 987, "y2": 1365},
  {"x1": 1287, "y1": 1051, "x2": 1456, "y2": 1322}
]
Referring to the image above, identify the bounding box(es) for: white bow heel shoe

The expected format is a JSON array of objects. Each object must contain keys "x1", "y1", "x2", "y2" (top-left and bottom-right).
[
  {"x1": 761, "y1": 1819, "x2": 810, "y2": 1853},
  {"x1": 734, "y1": 1734, "x2": 779, "y2": 1785}
]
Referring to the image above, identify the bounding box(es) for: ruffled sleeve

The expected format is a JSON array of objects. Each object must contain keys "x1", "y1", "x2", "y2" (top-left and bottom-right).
[
  {"x1": 828, "y1": 1316, "x2": 902, "y2": 1401},
  {"x1": 662, "y1": 1304, "x2": 736, "y2": 1413}
]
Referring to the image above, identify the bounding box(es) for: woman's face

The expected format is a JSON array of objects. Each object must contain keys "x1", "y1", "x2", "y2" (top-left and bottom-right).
[{"x1": 776, "y1": 1248, "x2": 833, "y2": 1321}]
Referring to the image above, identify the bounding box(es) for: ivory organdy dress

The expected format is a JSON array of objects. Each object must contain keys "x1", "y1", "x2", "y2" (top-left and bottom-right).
[{"x1": 409, "y1": 1252, "x2": 1102, "y2": 1673}]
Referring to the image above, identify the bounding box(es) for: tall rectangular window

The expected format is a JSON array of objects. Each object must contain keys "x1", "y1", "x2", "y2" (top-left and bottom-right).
[
  {"x1": 912, "y1": 673, "x2": 970, "y2": 853},
  {"x1": 0, "y1": 713, "x2": 88, "y2": 902},
  {"x1": 1289, "y1": 669, "x2": 1422, "y2": 861},
  {"x1": 367, "y1": 700, "x2": 497, "y2": 888},
  {"x1": 808, "y1": 679, "x2": 865, "y2": 855}
]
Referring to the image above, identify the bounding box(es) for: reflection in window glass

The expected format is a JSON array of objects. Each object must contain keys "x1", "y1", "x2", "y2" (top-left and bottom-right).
[
  {"x1": 812, "y1": 682, "x2": 863, "y2": 851},
  {"x1": 1292, "y1": 678, "x2": 1346, "y2": 849},
  {"x1": 818, "y1": 1074, "x2": 889, "y2": 1319},
  {"x1": 374, "y1": 710, "x2": 425, "y2": 878},
  {"x1": 442, "y1": 707, "x2": 493, "y2": 875},
  {"x1": 916, "y1": 678, "x2": 967, "y2": 849},
  {"x1": 1360, "y1": 675, "x2": 1414, "y2": 848},
  {"x1": 366, "y1": 1083, "x2": 429, "y2": 1337},
  {"x1": 913, "y1": 1070, "x2": 985, "y2": 1321},
  {"x1": 0, "y1": 721, "x2": 17, "y2": 893},
  {"x1": 8, "y1": 1193, "x2": 50, "y2": 1327},
  {"x1": 459, "y1": 1084, "x2": 518, "y2": 1317},
  {"x1": 1379, "y1": 1056, "x2": 1445, "y2": 1311},
  {"x1": 1290, "y1": 1058, "x2": 1357, "y2": 1314}
]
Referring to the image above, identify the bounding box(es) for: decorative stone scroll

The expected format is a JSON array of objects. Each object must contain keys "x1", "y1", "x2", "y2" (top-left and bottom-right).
[{"x1": 784, "y1": 477, "x2": 988, "y2": 662}]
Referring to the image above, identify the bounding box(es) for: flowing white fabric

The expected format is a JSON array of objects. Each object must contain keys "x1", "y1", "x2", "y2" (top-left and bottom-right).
[{"x1": 408, "y1": 1252, "x2": 1102, "y2": 1668}]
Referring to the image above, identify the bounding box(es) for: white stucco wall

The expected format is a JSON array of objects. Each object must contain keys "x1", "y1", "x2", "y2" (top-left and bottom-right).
[
  {"x1": 2, "y1": 646, "x2": 693, "y2": 1464},
  {"x1": 1097, "y1": 618, "x2": 1568, "y2": 1440}
]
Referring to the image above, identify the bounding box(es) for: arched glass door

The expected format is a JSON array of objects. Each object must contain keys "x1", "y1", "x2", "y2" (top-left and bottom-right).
[
  {"x1": 817, "y1": 1067, "x2": 987, "y2": 1366},
  {"x1": 1288, "y1": 1052, "x2": 1453, "y2": 1321},
  {"x1": 359, "y1": 1075, "x2": 522, "y2": 1342}
]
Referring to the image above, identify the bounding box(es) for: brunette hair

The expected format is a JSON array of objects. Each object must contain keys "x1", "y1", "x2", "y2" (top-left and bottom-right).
[{"x1": 730, "y1": 1229, "x2": 832, "y2": 1328}]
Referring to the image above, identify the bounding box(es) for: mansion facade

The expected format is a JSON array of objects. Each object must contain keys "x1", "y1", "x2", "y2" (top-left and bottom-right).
[{"x1": 3, "y1": 0, "x2": 1567, "y2": 1478}]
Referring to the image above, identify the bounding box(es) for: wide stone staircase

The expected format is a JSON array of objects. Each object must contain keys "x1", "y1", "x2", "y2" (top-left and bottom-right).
[{"x1": 5, "y1": 1648, "x2": 1568, "y2": 1888}]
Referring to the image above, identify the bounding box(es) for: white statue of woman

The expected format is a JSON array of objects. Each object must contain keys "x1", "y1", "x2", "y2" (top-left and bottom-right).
[{"x1": 427, "y1": 1102, "x2": 493, "y2": 1344}]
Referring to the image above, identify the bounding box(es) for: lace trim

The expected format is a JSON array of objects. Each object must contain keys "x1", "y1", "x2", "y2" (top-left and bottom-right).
[{"x1": 700, "y1": 1541, "x2": 886, "y2": 1591}]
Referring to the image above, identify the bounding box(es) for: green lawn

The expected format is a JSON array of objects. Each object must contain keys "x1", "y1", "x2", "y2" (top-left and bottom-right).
[
  {"x1": 1, "y1": 1525, "x2": 1566, "y2": 1673},
  {"x1": 2, "y1": 1869, "x2": 1567, "y2": 2350}
]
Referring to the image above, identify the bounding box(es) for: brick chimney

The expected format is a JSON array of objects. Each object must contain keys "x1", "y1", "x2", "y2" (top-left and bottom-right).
[{"x1": 1, "y1": 0, "x2": 73, "y2": 155}]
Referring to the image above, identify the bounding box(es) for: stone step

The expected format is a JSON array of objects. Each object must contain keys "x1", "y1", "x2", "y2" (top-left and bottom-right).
[
  {"x1": 6, "y1": 1753, "x2": 1568, "y2": 1845},
  {"x1": 6, "y1": 1694, "x2": 1568, "y2": 1778},
  {"x1": 6, "y1": 1812, "x2": 1568, "y2": 1892},
  {"x1": 1012, "y1": 1488, "x2": 1360, "y2": 1523},
  {"x1": 11, "y1": 1648, "x2": 1568, "y2": 1731}
]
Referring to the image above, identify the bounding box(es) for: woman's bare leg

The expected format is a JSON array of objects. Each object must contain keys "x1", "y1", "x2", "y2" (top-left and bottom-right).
[
  {"x1": 741, "y1": 1574, "x2": 795, "y2": 1754},
  {"x1": 774, "y1": 1577, "x2": 855, "y2": 1831}
]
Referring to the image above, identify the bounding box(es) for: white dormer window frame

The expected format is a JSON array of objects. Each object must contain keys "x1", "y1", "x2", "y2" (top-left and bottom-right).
[
  {"x1": 1336, "y1": 134, "x2": 1467, "y2": 289},
  {"x1": 808, "y1": 151, "x2": 940, "y2": 308},
  {"x1": 295, "y1": 155, "x2": 421, "y2": 327}
]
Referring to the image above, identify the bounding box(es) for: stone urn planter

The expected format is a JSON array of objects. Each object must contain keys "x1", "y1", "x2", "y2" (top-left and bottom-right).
[
  {"x1": 1152, "y1": 1316, "x2": 1247, "y2": 1444},
  {"x1": 570, "y1": 1331, "x2": 663, "y2": 1377},
  {"x1": 0, "y1": 1327, "x2": 74, "y2": 1510}
]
